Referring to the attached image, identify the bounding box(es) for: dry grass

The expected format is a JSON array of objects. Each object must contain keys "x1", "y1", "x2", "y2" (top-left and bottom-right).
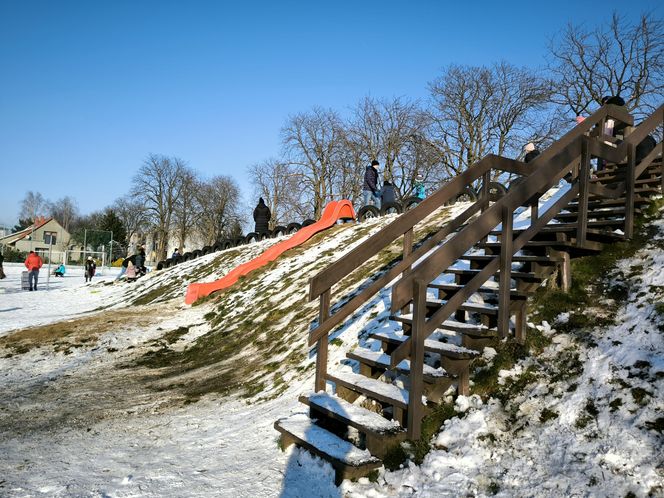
[{"x1": 0, "y1": 303, "x2": 175, "y2": 355}]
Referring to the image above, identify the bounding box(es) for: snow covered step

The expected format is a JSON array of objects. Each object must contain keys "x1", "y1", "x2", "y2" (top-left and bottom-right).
[
  {"x1": 369, "y1": 330, "x2": 480, "y2": 359},
  {"x1": 274, "y1": 413, "x2": 382, "y2": 485},
  {"x1": 438, "y1": 319, "x2": 497, "y2": 337},
  {"x1": 300, "y1": 392, "x2": 403, "y2": 435},
  {"x1": 347, "y1": 348, "x2": 452, "y2": 383},
  {"x1": 326, "y1": 371, "x2": 410, "y2": 410}
]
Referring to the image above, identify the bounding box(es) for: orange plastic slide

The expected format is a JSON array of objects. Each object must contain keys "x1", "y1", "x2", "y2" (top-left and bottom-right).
[{"x1": 184, "y1": 200, "x2": 356, "y2": 304}]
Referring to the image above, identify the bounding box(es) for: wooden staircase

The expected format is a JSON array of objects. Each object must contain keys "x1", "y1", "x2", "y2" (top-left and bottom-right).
[{"x1": 274, "y1": 103, "x2": 664, "y2": 484}]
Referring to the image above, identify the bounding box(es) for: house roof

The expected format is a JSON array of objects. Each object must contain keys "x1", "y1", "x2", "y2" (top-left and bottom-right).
[{"x1": 0, "y1": 217, "x2": 57, "y2": 245}]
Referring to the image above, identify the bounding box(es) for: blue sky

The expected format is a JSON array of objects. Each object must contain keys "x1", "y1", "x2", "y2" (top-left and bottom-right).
[{"x1": 0, "y1": 0, "x2": 661, "y2": 226}]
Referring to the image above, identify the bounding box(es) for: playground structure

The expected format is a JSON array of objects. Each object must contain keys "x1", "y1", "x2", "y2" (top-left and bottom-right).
[
  {"x1": 273, "y1": 103, "x2": 664, "y2": 484},
  {"x1": 183, "y1": 200, "x2": 356, "y2": 304}
]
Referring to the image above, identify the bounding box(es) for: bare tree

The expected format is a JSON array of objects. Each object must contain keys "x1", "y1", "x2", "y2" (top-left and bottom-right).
[
  {"x1": 173, "y1": 168, "x2": 200, "y2": 251},
  {"x1": 248, "y1": 158, "x2": 302, "y2": 228},
  {"x1": 281, "y1": 107, "x2": 345, "y2": 218},
  {"x1": 548, "y1": 12, "x2": 664, "y2": 118},
  {"x1": 48, "y1": 196, "x2": 79, "y2": 232},
  {"x1": 428, "y1": 62, "x2": 552, "y2": 179},
  {"x1": 131, "y1": 154, "x2": 188, "y2": 260},
  {"x1": 19, "y1": 191, "x2": 47, "y2": 221},
  {"x1": 195, "y1": 175, "x2": 241, "y2": 245},
  {"x1": 113, "y1": 196, "x2": 149, "y2": 248}
]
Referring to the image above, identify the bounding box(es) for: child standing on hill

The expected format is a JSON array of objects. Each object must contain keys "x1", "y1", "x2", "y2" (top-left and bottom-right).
[{"x1": 413, "y1": 174, "x2": 425, "y2": 199}]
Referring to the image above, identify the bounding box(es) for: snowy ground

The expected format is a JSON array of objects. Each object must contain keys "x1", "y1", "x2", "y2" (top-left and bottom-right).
[{"x1": 0, "y1": 198, "x2": 662, "y2": 497}]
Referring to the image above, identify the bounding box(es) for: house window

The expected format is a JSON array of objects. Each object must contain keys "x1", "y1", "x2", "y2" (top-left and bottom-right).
[{"x1": 44, "y1": 231, "x2": 57, "y2": 245}]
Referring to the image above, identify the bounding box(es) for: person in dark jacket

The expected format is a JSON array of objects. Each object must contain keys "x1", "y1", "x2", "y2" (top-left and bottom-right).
[
  {"x1": 362, "y1": 160, "x2": 381, "y2": 209},
  {"x1": 0, "y1": 252, "x2": 5, "y2": 280},
  {"x1": 381, "y1": 179, "x2": 397, "y2": 205},
  {"x1": 135, "y1": 246, "x2": 147, "y2": 275},
  {"x1": 523, "y1": 142, "x2": 541, "y2": 163},
  {"x1": 84, "y1": 256, "x2": 96, "y2": 282},
  {"x1": 635, "y1": 135, "x2": 657, "y2": 164},
  {"x1": 253, "y1": 198, "x2": 271, "y2": 234}
]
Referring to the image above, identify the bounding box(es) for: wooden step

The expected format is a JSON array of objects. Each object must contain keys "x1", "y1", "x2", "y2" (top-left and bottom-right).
[
  {"x1": 326, "y1": 371, "x2": 411, "y2": 410},
  {"x1": 300, "y1": 392, "x2": 403, "y2": 436},
  {"x1": 426, "y1": 298, "x2": 499, "y2": 315},
  {"x1": 565, "y1": 196, "x2": 655, "y2": 210},
  {"x1": 554, "y1": 206, "x2": 639, "y2": 221},
  {"x1": 347, "y1": 348, "x2": 451, "y2": 383},
  {"x1": 299, "y1": 392, "x2": 406, "y2": 459},
  {"x1": 439, "y1": 319, "x2": 497, "y2": 338},
  {"x1": 443, "y1": 267, "x2": 545, "y2": 283},
  {"x1": 369, "y1": 329, "x2": 480, "y2": 359},
  {"x1": 275, "y1": 414, "x2": 382, "y2": 485},
  {"x1": 459, "y1": 254, "x2": 562, "y2": 266},
  {"x1": 478, "y1": 240, "x2": 603, "y2": 257},
  {"x1": 429, "y1": 282, "x2": 530, "y2": 299},
  {"x1": 591, "y1": 176, "x2": 661, "y2": 187},
  {"x1": 593, "y1": 162, "x2": 662, "y2": 178},
  {"x1": 390, "y1": 314, "x2": 497, "y2": 338},
  {"x1": 490, "y1": 221, "x2": 626, "y2": 237}
]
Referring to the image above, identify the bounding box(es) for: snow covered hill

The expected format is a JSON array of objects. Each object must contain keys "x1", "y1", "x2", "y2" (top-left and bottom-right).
[{"x1": 0, "y1": 198, "x2": 662, "y2": 497}]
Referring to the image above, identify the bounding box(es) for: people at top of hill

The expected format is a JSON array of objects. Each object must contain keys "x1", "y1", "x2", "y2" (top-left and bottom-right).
[
  {"x1": 381, "y1": 179, "x2": 397, "y2": 205},
  {"x1": 171, "y1": 248, "x2": 180, "y2": 259},
  {"x1": 54, "y1": 263, "x2": 66, "y2": 277},
  {"x1": 84, "y1": 256, "x2": 96, "y2": 282},
  {"x1": 362, "y1": 159, "x2": 381, "y2": 209},
  {"x1": 253, "y1": 198, "x2": 271, "y2": 234},
  {"x1": 413, "y1": 174, "x2": 425, "y2": 199},
  {"x1": 24, "y1": 250, "x2": 43, "y2": 291},
  {"x1": 524, "y1": 142, "x2": 541, "y2": 163}
]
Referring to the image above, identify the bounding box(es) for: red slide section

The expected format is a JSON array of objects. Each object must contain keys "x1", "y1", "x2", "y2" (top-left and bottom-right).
[{"x1": 184, "y1": 200, "x2": 356, "y2": 305}]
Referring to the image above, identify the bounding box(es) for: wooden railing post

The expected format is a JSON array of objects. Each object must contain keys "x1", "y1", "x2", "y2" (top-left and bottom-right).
[
  {"x1": 498, "y1": 205, "x2": 513, "y2": 338},
  {"x1": 407, "y1": 279, "x2": 426, "y2": 439},
  {"x1": 624, "y1": 142, "x2": 636, "y2": 239},
  {"x1": 530, "y1": 197, "x2": 538, "y2": 224},
  {"x1": 576, "y1": 138, "x2": 590, "y2": 245},
  {"x1": 314, "y1": 289, "x2": 331, "y2": 392},
  {"x1": 480, "y1": 171, "x2": 491, "y2": 212},
  {"x1": 401, "y1": 228, "x2": 414, "y2": 315},
  {"x1": 402, "y1": 228, "x2": 413, "y2": 276}
]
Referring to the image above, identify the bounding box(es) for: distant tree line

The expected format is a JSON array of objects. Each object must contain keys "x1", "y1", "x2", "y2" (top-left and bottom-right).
[{"x1": 9, "y1": 12, "x2": 661, "y2": 261}]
